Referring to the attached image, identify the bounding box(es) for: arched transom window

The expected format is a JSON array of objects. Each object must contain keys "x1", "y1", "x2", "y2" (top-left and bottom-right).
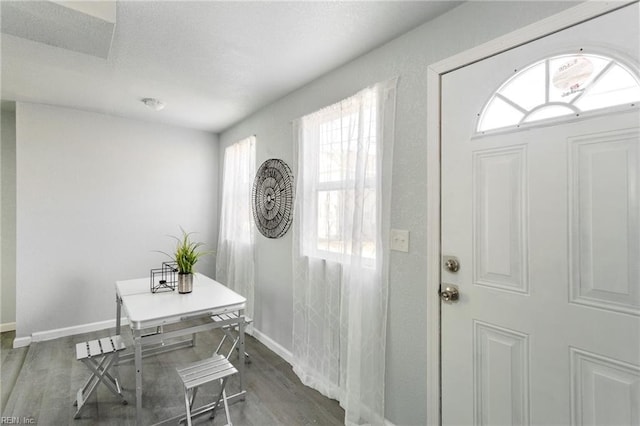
[{"x1": 477, "y1": 53, "x2": 640, "y2": 133}]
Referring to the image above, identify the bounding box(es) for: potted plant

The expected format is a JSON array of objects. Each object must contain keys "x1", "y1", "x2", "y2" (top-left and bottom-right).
[{"x1": 162, "y1": 228, "x2": 212, "y2": 293}]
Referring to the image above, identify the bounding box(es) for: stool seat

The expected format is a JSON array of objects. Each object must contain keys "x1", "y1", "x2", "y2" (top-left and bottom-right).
[
  {"x1": 76, "y1": 335, "x2": 126, "y2": 360},
  {"x1": 176, "y1": 354, "x2": 238, "y2": 426},
  {"x1": 74, "y1": 335, "x2": 127, "y2": 419}
]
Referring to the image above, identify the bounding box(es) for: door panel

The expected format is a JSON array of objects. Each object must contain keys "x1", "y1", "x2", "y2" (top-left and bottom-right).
[
  {"x1": 474, "y1": 320, "x2": 529, "y2": 425},
  {"x1": 473, "y1": 146, "x2": 528, "y2": 294},
  {"x1": 571, "y1": 348, "x2": 640, "y2": 425},
  {"x1": 569, "y1": 130, "x2": 639, "y2": 315},
  {"x1": 441, "y1": 4, "x2": 640, "y2": 425}
]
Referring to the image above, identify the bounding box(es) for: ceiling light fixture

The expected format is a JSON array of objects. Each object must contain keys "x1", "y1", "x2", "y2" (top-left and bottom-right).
[{"x1": 141, "y1": 97, "x2": 166, "y2": 111}]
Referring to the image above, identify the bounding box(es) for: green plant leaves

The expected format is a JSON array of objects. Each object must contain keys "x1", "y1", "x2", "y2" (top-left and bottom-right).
[{"x1": 158, "y1": 227, "x2": 213, "y2": 274}]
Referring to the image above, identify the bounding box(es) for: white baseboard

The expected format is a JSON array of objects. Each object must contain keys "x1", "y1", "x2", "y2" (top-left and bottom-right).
[
  {"x1": 0, "y1": 322, "x2": 16, "y2": 332},
  {"x1": 12, "y1": 318, "x2": 125, "y2": 348},
  {"x1": 31, "y1": 318, "x2": 118, "y2": 342},
  {"x1": 12, "y1": 336, "x2": 31, "y2": 348},
  {"x1": 251, "y1": 327, "x2": 294, "y2": 366}
]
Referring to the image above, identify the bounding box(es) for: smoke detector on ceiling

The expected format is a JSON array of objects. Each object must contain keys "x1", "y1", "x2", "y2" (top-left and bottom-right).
[{"x1": 141, "y1": 98, "x2": 166, "y2": 111}]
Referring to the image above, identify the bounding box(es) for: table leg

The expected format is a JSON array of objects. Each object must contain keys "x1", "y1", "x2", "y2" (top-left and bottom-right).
[
  {"x1": 115, "y1": 294, "x2": 122, "y2": 335},
  {"x1": 239, "y1": 311, "x2": 246, "y2": 399},
  {"x1": 114, "y1": 295, "x2": 122, "y2": 367},
  {"x1": 134, "y1": 330, "x2": 143, "y2": 425}
]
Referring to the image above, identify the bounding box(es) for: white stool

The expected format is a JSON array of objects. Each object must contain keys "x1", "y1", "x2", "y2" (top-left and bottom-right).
[
  {"x1": 176, "y1": 354, "x2": 238, "y2": 426},
  {"x1": 74, "y1": 335, "x2": 127, "y2": 419},
  {"x1": 211, "y1": 313, "x2": 252, "y2": 361}
]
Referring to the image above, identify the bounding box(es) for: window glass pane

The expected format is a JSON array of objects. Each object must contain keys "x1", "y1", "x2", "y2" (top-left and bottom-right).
[
  {"x1": 478, "y1": 96, "x2": 525, "y2": 132},
  {"x1": 499, "y1": 62, "x2": 546, "y2": 110},
  {"x1": 306, "y1": 88, "x2": 379, "y2": 260},
  {"x1": 317, "y1": 190, "x2": 343, "y2": 253},
  {"x1": 575, "y1": 64, "x2": 640, "y2": 111},
  {"x1": 319, "y1": 117, "x2": 345, "y2": 183},
  {"x1": 220, "y1": 136, "x2": 255, "y2": 245},
  {"x1": 361, "y1": 100, "x2": 377, "y2": 180},
  {"x1": 360, "y1": 188, "x2": 377, "y2": 259},
  {"x1": 523, "y1": 104, "x2": 574, "y2": 122},
  {"x1": 317, "y1": 109, "x2": 377, "y2": 184},
  {"x1": 548, "y1": 55, "x2": 610, "y2": 103},
  {"x1": 316, "y1": 188, "x2": 376, "y2": 258}
]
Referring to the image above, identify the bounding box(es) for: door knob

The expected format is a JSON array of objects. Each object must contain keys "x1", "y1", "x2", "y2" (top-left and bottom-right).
[
  {"x1": 443, "y1": 255, "x2": 460, "y2": 272},
  {"x1": 439, "y1": 285, "x2": 459, "y2": 302}
]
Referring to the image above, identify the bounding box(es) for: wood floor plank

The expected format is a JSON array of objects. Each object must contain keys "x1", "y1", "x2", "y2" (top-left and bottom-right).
[
  {"x1": 1, "y1": 329, "x2": 344, "y2": 425},
  {"x1": 0, "y1": 331, "x2": 29, "y2": 412}
]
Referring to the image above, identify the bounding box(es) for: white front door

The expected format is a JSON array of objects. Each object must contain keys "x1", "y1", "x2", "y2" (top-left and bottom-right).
[{"x1": 441, "y1": 4, "x2": 640, "y2": 425}]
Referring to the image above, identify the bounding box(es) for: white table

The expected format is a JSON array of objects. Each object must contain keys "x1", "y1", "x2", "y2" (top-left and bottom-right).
[{"x1": 115, "y1": 273, "x2": 247, "y2": 425}]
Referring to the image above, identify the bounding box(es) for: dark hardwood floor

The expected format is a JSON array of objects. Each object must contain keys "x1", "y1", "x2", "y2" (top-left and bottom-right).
[{"x1": 1, "y1": 327, "x2": 344, "y2": 425}]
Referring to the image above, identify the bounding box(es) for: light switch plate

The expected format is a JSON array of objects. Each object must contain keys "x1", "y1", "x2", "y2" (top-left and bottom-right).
[{"x1": 390, "y1": 229, "x2": 410, "y2": 252}]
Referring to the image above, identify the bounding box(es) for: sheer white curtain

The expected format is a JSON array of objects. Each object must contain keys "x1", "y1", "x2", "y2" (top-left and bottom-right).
[
  {"x1": 216, "y1": 136, "x2": 256, "y2": 323},
  {"x1": 292, "y1": 79, "x2": 397, "y2": 425}
]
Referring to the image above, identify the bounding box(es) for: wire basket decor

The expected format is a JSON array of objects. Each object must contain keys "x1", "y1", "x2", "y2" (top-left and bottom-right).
[{"x1": 150, "y1": 261, "x2": 178, "y2": 293}]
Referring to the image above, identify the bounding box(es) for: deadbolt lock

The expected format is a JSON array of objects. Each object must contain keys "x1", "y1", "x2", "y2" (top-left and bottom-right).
[
  {"x1": 439, "y1": 284, "x2": 459, "y2": 302},
  {"x1": 443, "y1": 255, "x2": 460, "y2": 272}
]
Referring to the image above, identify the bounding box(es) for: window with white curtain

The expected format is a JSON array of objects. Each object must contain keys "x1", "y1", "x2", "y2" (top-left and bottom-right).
[
  {"x1": 292, "y1": 79, "x2": 397, "y2": 426},
  {"x1": 315, "y1": 93, "x2": 378, "y2": 261},
  {"x1": 216, "y1": 135, "x2": 256, "y2": 322}
]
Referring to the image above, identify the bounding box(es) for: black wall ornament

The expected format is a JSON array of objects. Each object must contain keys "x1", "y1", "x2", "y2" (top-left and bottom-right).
[{"x1": 252, "y1": 158, "x2": 294, "y2": 239}]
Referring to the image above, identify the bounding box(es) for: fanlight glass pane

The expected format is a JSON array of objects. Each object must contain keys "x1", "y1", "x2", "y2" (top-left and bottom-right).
[
  {"x1": 476, "y1": 53, "x2": 640, "y2": 134},
  {"x1": 478, "y1": 96, "x2": 525, "y2": 132},
  {"x1": 548, "y1": 55, "x2": 611, "y2": 103},
  {"x1": 500, "y1": 62, "x2": 546, "y2": 110},
  {"x1": 575, "y1": 64, "x2": 640, "y2": 111}
]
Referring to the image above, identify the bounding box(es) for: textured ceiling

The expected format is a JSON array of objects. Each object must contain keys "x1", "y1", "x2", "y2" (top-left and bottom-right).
[
  {"x1": 2, "y1": 1, "x2": 116, "y2": 58},
  {"x1": 1, "y1": 1, "x2": 461, "y2": 132}
]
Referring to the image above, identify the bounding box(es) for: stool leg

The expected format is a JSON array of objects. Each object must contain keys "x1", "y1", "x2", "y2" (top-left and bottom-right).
[
  {"x1": 209, "y1": 376, "x2": 231, "y2": 423},
  {"x1": 75, "y1": 354, "x2": 107, "y2": 405},
  {"x1": 224, "y1": 323, "x2": 251, "y2": 362},
  {"x1": 88, "y1": 355, "x2": 125, "y2": 399},
  {"x1": 98, "y1": 357, "x2": 123, "y2": 394},
  {"x1": 184, "y1": 387, "x2": 193, "y2": 426},
  {"x1": 225, "y1": 330, "x2": 238, "y2": 360},
  {"x1": 227, "y1": 336, "x2": 251, "y2": 362},
  {"x1": 215, "y1": 333, "x2": 228, "y2": 356},
  {"x1": 190, "y1": 387, "x2": 198, "y2": 411},
  {"x1": 221, "y1": 387, "x2": 232, "y2": 426},
  {"x1": 75, "y1": 359, "x2": 102, "y2": 418},
  {"x1": 74, "y1": 354, "x2": 126, "y2": 419}
]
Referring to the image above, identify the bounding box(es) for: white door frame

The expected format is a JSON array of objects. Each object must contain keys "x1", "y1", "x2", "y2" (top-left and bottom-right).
[{"x1": 424, "y1": 1, "x2": 637, "y2": 424}]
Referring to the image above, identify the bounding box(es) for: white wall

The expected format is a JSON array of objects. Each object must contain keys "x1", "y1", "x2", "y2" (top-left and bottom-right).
[
  {"x1": 15, "y1": 103, "x2": 219, "y2": 342},
  {"x1": 1, "y1": 107, "x2": 17, "y2": 330},
  {"x1": 219, "y1": 2, "x2": 576, "y2": 424}
]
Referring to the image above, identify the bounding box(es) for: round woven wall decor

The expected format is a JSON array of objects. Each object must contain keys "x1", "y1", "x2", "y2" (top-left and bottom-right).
[{"x1": 252, "y1": 158, "x2": 294, "y2": 239}]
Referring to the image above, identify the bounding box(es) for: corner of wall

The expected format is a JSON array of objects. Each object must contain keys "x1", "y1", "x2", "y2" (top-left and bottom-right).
[
  {"x1": 12, "y1": 335, "x2": 31, "y2": 349},
  {"x1": 251, "y1": 327, "x2": 294, "y2": 366},
  {"x1": 1, "y1": 106, "x2": 17, "y2": 327}
]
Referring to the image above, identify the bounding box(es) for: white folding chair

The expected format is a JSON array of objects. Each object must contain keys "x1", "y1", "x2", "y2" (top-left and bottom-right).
[
  {"x1": 176, "y1": 354, "x2": 238, "y2": 426},
  {"x1": 74, "y1": 335, "x2": 127, "y2": 419}
]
